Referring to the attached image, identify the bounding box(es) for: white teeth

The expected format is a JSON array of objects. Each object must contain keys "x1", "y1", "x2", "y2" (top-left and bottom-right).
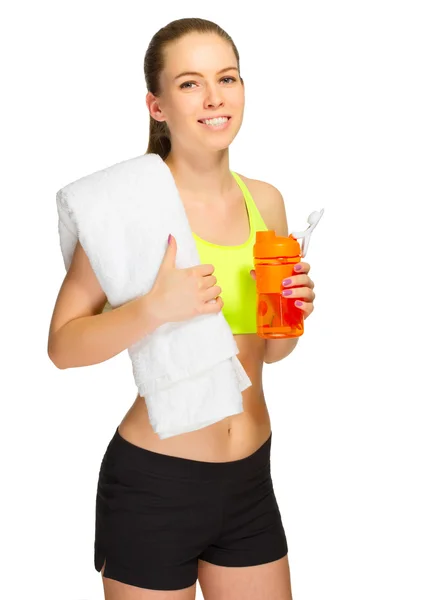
[{"x1": 202, "y1": 117, "x2": 229, "y2": 125}]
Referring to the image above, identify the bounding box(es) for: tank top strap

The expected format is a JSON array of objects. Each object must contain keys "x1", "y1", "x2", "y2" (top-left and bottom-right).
[
  {"x1": 231, "y1": 171, "x2": 268, "y2": 231},
  {"x1": 231, "y1": 171, "x2": 254, "y2": 212}
]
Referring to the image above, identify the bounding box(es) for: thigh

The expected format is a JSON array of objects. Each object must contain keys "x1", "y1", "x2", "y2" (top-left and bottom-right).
[
  {"x1": 199, "y1": 462, "x2": 288, "y2": 568},
  {"x1": 198, "y1": 554, "x2": 292, "y2": 600},
  {"x1": 100, "y1": 560, "x2": 197, "y2": 600},
  {"x1": 94, "y1": 428, "x2": 223, "y2": 593},
  {"x1": 198, "y1": 457, "x2": 290, "y2": 598}
]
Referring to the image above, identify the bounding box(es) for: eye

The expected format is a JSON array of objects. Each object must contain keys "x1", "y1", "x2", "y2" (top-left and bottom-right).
[
  {"x1": 179, "y1": 76, "x2": 237, "y2": 89},
  {"x1": 179, "y1": 81, "x2": 197, "y2": 89}
]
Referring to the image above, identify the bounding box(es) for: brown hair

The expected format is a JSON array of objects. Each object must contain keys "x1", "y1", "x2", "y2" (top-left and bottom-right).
[{"x1": 144, "y1": 18, "x2": 242, "y2": 160}]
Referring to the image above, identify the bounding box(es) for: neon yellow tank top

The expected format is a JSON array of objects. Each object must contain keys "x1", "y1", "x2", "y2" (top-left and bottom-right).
[{"x1": 192, "y1": 172, "x2": 269, "y2": 334}]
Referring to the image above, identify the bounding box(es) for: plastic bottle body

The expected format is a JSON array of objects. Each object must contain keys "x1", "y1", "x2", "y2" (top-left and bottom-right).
[{"x1": 253, "y1": 231, "x2": 304, "y2": 339}]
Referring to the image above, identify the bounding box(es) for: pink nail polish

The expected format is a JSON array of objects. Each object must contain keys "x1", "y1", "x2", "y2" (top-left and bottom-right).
[{"x1": 295, "y1": 264, "x2": 302, "y2": 271}]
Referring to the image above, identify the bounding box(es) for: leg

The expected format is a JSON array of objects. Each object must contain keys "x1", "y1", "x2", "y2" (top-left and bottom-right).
[
  {"x1": 100, "y1": 559, "x2": 197, "y2": 600},
  {"x1": 198, "y1": 554, "x2": 293, "y2": 600},
  {"x1": 94, "y1": 428, "x2": 224, "y2": 598},
  {"x1": 197, "y1": 433, "x2": 291, "y2": 599}
]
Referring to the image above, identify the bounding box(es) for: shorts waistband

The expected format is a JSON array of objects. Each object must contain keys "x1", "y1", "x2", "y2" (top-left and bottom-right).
[{"x1": 107, "y1": 427, "x2": 272, "y2": 481}]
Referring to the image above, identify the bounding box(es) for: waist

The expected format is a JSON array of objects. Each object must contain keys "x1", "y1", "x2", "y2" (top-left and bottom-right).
[
  {"x1": 105, "y1": 423, "x2": 272, "y2": 482},
  {"x1": 118, "y1": 386, "x2": 271, "y2": 462}
]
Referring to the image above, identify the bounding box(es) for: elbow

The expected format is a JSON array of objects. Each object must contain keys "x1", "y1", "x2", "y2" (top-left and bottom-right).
[
  {"x1": 47, "y1": 343, "x2": 67, "y2": 370},
  {"x1": 48, "y1": 351, "x2": 65, "y2": 370},
  {"x1": 263, "y1": 337, "x2": 299, "y2": 365}
]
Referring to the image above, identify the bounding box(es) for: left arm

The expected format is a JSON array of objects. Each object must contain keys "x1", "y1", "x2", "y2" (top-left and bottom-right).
[{"x1": 252, "y1": 184, "x2": 315, "y2": 364}]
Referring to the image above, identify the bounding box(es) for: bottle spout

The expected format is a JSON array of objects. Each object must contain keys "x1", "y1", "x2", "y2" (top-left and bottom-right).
[{"x1": 290, "y1": 208, "x2": 324, "y2": 258}]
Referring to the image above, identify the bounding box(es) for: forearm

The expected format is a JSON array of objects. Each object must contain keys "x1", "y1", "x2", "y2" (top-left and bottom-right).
[
  {"x1": 263, "y1": 336, "x2": 299, "y2": 364},
  {"x1": 48, "y1": 293, "x2": 164, "y2": 370}
]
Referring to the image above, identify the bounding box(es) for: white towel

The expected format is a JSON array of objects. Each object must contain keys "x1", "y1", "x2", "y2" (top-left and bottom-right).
[{"x1": 56, "y1": 152, "x2": 252, "y2": 439}]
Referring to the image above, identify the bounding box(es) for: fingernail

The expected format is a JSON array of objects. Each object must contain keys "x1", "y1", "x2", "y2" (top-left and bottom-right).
[
  {"x1": 294, "y1": 264, "x2": 302, "y2": 271},
  {"x1": 282, "y1": 289, "x2": 293, "y2": 296},
  {"x1": 282, "y1": 278, "x2": 292, "y2": 286},
  {"x1": 296, "y1": 301, "x2": 303, "y2": 306},
  {"x1": 168, "y1": 234, "x2": 172, "y2": 244}
]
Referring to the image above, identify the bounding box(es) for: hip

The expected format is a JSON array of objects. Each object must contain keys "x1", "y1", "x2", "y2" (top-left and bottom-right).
[{"x1": 94, "y1": 425, "x2": 287, "y2": 587}]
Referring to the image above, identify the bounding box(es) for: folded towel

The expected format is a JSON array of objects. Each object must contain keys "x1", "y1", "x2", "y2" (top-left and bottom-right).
[{"x1": 56, "y1": 153, "x2": 252, "y2": 439}]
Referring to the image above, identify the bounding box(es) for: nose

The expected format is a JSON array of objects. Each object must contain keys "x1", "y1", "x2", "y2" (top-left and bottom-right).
[
  {"x1": 206, "y1": 98, "x2": 224, "y2": 109},
  {"x1": 204, "y1": 84, "x2": 224, "y2": 109}
]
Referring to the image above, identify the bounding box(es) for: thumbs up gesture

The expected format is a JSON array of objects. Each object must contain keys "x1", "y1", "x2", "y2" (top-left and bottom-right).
[{"x1": 148, "y1": 234, "x2": 224, "y2": 324}]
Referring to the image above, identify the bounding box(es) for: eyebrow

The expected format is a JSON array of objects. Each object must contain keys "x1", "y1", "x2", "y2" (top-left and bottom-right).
[{"x1": 174, "y1": 66, "x2": 238, "y2": 81}]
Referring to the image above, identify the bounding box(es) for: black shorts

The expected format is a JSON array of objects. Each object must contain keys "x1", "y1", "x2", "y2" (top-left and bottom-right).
[{"x1": 94, "y1": 427, "x2": 288, "y2": 591}]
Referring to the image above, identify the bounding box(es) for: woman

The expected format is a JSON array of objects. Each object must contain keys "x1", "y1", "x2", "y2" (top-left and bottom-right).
[{"x1": 48, "y1": 17, "x2": 315, "y2": 600}]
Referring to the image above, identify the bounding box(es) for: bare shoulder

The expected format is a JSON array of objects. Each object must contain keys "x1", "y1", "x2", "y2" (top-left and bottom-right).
[{"x1": 234, "y1": 172, "x2": 289, "y2": 237}]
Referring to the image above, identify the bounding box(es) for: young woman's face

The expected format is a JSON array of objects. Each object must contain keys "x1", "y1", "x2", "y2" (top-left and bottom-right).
[{"x1": 156, "y1": 33, "x2": 245, "y2": 152}]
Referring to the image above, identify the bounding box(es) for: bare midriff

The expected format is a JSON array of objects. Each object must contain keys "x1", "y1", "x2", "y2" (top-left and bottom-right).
[{"x1": 118, "y1": 332, "x2": 271, "y2": 462}]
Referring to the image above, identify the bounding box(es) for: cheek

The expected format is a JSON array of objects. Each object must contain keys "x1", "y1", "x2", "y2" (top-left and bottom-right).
[
  {"x1": 181, "y1": 98, "x2": 203, "y2": 120},
  {"x1": 167, "y1": 108, "x2": 197, "y2": 131},
  {"x1": 169, "y1": 90, "x2": 197, "y2": 115},
  {"x1": 230, "y1": 87, "x2": 245, "y2": 105}
]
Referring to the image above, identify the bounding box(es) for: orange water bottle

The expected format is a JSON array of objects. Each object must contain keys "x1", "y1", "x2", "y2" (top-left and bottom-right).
[
  {"x1": 253, "y1": 231, "x2": 303, "y2": 339},
  {"x1": 253, "y1": 209, "x2": 324, "y2": 339}
]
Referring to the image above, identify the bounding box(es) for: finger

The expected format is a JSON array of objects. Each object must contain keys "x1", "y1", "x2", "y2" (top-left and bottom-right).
[
  {"x1": 199, "y1": 274, "x2": 217, "y2": 290},
  {"x1": 294, "y1": 300, "x2": 314, "y2": 318},
  {"x1": 202, "y1": 296, "x2": 224, "y2": 314},
  {"x1": 294, "y1": 262, "x2": 310, "y2": 273},
  {"x1": 282, "y1": 274, "x2": 314, "y2": 288},
  {"x1": 195, "y1": 263, "x2": 216, "y2": 276},
  {"x1": 201, "y1": 284, "x2": 222, "y2": 302},
  {"x1": 281, "y1": 287, "x2": 315, "y2": 300}
]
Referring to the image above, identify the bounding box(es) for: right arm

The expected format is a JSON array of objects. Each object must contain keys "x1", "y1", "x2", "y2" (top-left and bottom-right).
[{"x1": 47, "y1": 240, "x2": 164, "y2": 370}]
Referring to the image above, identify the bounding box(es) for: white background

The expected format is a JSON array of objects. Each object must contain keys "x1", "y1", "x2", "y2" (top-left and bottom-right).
[{"x1": 2, "y1": 1, "x2": 426, "y2": 598}]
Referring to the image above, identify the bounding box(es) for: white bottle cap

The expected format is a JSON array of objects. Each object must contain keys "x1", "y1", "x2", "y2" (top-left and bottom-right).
[{"x1": 290, "y1": 209, "x2": 324, "y2": 258}]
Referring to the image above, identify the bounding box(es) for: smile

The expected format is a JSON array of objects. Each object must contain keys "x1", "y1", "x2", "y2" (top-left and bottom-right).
[{"x1": 197, "y1": 116, "x2": 232, "y2": 131}]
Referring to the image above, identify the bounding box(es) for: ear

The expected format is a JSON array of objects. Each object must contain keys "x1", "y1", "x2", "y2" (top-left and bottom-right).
[{"x1": 146, "y1": 92, "x2": 165, "y2": 122}]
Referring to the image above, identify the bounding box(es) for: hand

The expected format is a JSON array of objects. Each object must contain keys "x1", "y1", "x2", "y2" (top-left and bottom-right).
[
  {"x1": 149, "y1": 234, "x2": 224, "y2": 324},
  {"x1": 250, "y1": 261, "x2": 315, "y2": 320}
]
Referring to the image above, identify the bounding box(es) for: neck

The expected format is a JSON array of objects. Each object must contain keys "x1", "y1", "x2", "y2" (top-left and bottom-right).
[{"x1": 163, "y1": 149, "x2": 235, "y2": 201}]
